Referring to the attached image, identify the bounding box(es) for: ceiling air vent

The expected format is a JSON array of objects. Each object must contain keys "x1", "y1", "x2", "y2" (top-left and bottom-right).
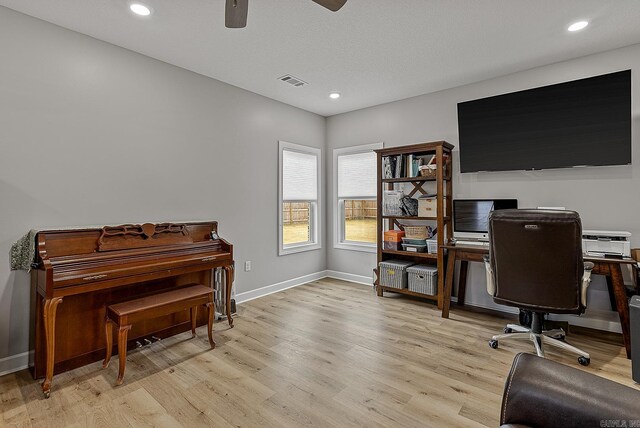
[{"x1": 278, "y1": 74, "x2": 307, "y2": 88}]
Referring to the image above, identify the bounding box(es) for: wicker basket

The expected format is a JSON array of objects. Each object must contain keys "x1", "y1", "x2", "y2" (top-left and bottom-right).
[
  {"x1": 419, "y1": 167, "x2": 437, "y2": 178},
  {"x1": 404, "y1": 226, "x2": 428, "y2": 240},
  {"x1": 379, "y1": 260, "x2": 414, "y2": 289},
  {"x1": 419, "y1": 164, "x2": 449, "y2": 178},
  {"x1": 407, "y1": 265, "x2": 438, "y2": 295}
]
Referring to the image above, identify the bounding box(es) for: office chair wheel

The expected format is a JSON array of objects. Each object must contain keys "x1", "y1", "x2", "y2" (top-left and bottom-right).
[
  {"x1": 503, "y1": 327, "x2": 512, "y2": 334},
  {"x1": 578, "y1": 356, "x2": 590, "y2": 366},
  {"x1": 489, "y1": 339, "x2": 499, "y2": 349}
]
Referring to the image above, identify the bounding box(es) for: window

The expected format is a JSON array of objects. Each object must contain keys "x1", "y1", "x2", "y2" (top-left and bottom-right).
[
  {"x1": 334, "y1": 143, "x2": 382, "y2": 252},
  {"x1": 278, "y1": 141, "x2": 322, "y2": 255}
]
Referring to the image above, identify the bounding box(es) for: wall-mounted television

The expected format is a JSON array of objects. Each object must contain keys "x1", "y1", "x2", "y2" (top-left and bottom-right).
[{"x1": 457, "y1": 70, "x2": 632, "y2": 173}]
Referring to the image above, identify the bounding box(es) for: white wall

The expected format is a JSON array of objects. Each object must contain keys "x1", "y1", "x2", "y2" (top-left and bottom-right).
[
  {"x1": 326, "y1": 43, "x2": 640, "y2": 329},
  {"x1": 0, "y1": 7, "x2": 326, "y2": 366}
]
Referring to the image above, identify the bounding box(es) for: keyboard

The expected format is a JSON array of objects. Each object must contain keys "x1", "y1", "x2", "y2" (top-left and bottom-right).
[{"x1": 456, "y1": 240, "x2": 490, "y2": 247}]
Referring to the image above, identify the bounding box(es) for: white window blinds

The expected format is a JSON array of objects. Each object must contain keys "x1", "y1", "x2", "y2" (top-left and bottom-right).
[
  {"x1": 337, "y1": 151, "x2": 377, "y2": 198},
  {"x1": 282, "y1": 149, "x2": 318, "y2": 201}
]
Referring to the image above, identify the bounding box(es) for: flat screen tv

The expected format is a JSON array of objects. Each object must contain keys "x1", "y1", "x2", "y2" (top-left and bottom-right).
[{"x1": 457, "y1": 70, "x2": 631, "y2": 173}]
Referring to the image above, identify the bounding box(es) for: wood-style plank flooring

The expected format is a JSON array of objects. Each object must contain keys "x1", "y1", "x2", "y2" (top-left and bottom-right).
[{"x1": 1, "y1": 278, "x2": 636, "y2": 427}]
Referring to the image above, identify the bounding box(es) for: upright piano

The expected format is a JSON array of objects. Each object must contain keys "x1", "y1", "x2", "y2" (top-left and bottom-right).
[{"x1": 30, "y1": 221, "x2": 233, "y2": 397}]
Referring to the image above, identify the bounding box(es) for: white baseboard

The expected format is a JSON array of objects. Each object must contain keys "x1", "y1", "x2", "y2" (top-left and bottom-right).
[
  {"x1": 235, "y1": 270, "x2": 373, "y2": 305},
  {"x1": 549, "y1": 310, "x2": 623, "y2": 334},
  {"x1": 235, "y1": 270, "x2": 328, "y2": 304},
  {"x1": 454, "y1": 299, "x2": 520, "y2": 316},
  {"x1": 456, "y1": 299, "x2": 623, "y2": 333},
  {"x1": 0, "y1": 351, "x2": 31, "y2": 377},
  {"x1": 326, "y1": 270, "x2": 373, "y2": 286}
]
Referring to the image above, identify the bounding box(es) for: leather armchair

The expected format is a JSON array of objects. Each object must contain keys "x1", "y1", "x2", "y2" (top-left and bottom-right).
[{"x1": 501, "y1": 353, "x2": 640, "y2": 427}]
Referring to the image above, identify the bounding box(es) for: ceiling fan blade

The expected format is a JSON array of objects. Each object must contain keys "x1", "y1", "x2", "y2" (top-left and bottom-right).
[
  {"x1": 311, "y1": 0, "x2": 347, "y2": 12},
  {"x1": 225, "y1": 0, "x2": 248, "y2": 28}
]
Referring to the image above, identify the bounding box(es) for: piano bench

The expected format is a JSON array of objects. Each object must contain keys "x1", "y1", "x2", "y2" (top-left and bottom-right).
[{"x1": 102, "y1": 284, "x2": 216, "y2": 386}]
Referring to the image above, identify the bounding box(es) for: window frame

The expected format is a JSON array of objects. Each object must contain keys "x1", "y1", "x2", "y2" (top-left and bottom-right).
[
  {"x1": 333, "y1": 142, "x2": 383, "y2": 253},
  {"x1": 278, "y1": 141, "x2": 322, "y2": 256}
]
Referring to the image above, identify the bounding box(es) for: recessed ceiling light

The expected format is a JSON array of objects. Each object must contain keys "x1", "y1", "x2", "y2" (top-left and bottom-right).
[
  {"x1": 568, "y1": 21, "x2": 589, "y2": 32},
  {"x1": 329, "y1": 92, "x2": 341, "y2": 99},
  {"x1": 130, "y1": 3, "x2": 152, "y2": 16}
]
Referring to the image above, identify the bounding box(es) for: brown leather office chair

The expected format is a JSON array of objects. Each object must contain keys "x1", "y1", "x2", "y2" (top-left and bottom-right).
[{"x1": 484, "y1": 209, "x2": 594, "y2": 365}]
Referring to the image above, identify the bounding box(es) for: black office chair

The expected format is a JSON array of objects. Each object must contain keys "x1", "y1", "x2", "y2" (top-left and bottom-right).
[{"x1": 483, "y1": 209, "x2": 593, "y2": 366}]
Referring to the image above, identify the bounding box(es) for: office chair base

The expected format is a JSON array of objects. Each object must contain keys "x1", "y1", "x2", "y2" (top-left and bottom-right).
[
  {"x1": 489, "y1": 328, "x2": 590, "y2": 365},
  {"x1": 503, "y1": 323, "x2": 565, "y2": 339}
]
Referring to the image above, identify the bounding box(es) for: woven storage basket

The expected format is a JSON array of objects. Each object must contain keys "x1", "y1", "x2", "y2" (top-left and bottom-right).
[
  {"x1": 407, "y1": 265, "x2": 438, "y2": 295},
  {"x1": 419, "y1": 168, "x2": 437, "y2": 178},
  {"x1": 379, "y1": 260, "x2": 414, "y2": 289},
  {"x1": 404, "y1": 226, "x2": 428, "y2": 240}
]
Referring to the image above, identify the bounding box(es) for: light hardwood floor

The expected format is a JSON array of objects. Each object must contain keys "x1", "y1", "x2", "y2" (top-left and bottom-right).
[{"x1": 1, "y1": 278, "x2": 636, "y2": 427}]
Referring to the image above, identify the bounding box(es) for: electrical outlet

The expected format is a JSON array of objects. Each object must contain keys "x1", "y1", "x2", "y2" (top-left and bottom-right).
[{"x1": 244, "y1": 261, "x2": 251, "y2": 272}]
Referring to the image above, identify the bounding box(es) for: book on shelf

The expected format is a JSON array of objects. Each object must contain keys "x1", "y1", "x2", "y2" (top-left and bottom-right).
[
  {"x1": 395, "y1": 154, "x2": 403, "y2": 178},
  {"x1": 382, "y1": 152, "x2": 449, "y2": 179},
  {"x1": 382, "y1": 190, "x2": 404, "y2": 216},
  {"x1": 382, "y1": 156, "x2": 392, "y2": 179}
]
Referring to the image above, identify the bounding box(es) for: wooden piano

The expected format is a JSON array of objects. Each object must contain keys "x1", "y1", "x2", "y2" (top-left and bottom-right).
[{"x1": 30, "y1": 221, "x2": 233, "y2": 397}]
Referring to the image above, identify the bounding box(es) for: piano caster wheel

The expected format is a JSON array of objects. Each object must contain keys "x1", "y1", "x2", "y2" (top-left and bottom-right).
[
  {"x1": 489, "y1": 339, "x2": 499, "y2": 349},
  {"x1": 43, "y1": 391, "x2": 51, "y2": 399},
  {"x1": 578, "y1": 356, "x2": 590, "y2": 366},
  {"x1": 503, "y1": 327, "x2": 512, "y2": 334}
]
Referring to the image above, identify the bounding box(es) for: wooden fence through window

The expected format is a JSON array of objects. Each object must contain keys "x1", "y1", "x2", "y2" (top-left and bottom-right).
[{"x1": 283, "y1": 200, "x2": 376, "y2": 224}]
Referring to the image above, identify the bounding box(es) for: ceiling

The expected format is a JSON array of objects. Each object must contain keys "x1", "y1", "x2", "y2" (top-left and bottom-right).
[{"x1": 2, "y1": 1, "x2": 640, "y2": 117}]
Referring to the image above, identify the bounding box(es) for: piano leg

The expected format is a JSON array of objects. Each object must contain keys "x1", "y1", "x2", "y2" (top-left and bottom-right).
[
  {"x1": 224, "y1": 265, "x2": 234, "y2": 328},
  {"x1": 190, "y1": 306, "x2": 198, "y2": 337},
  {"x1": 42, "y1": 297, "x2": 63, "y2": 399},
  {"x1": 103, "y1": 318, "x2": 113, "y2": 368},
  {"x1": 116, "y1": 325, "x2": 132, "y2": 386},
  {"x1": 206, "y1": 302, "x2": 216, "y2": 348}
]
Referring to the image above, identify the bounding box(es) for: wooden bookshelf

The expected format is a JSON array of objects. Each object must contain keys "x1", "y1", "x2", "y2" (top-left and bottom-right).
[{"x1": 374, "y1": 141, "x2": 454, "y2": 311}]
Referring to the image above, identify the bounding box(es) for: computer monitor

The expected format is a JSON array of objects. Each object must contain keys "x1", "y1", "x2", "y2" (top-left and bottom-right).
[{"x1": 453, "y1": 199, "x2": 518, "y2": 241}]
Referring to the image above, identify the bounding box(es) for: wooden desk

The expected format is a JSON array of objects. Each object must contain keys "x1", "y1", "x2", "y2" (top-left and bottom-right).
[{"x1": 441, "y1": 244, "x2": 637, "y2": 359}]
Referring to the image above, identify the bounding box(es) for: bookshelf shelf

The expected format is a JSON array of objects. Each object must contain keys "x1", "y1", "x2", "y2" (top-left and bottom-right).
[
  {"x1": 381, "y1": 249, "x2": 438, "y2": 259},
  {"x1": 374, "y1": 141, "x2": 454, "y2": 310},
  {"x1": 381, "y1": 176, "x2": 451, "y2": 183},
  {"x1": 382, "y1": 215, "x2": 450, "y2": 221},
  {"x1": 378, "y1": 286, "x2": 439, "y2": 301}
]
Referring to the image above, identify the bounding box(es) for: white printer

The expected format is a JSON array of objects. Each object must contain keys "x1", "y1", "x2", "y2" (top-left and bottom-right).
[{"x1": 582, "y1": 230, "x2": 631, "y2": 257}]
